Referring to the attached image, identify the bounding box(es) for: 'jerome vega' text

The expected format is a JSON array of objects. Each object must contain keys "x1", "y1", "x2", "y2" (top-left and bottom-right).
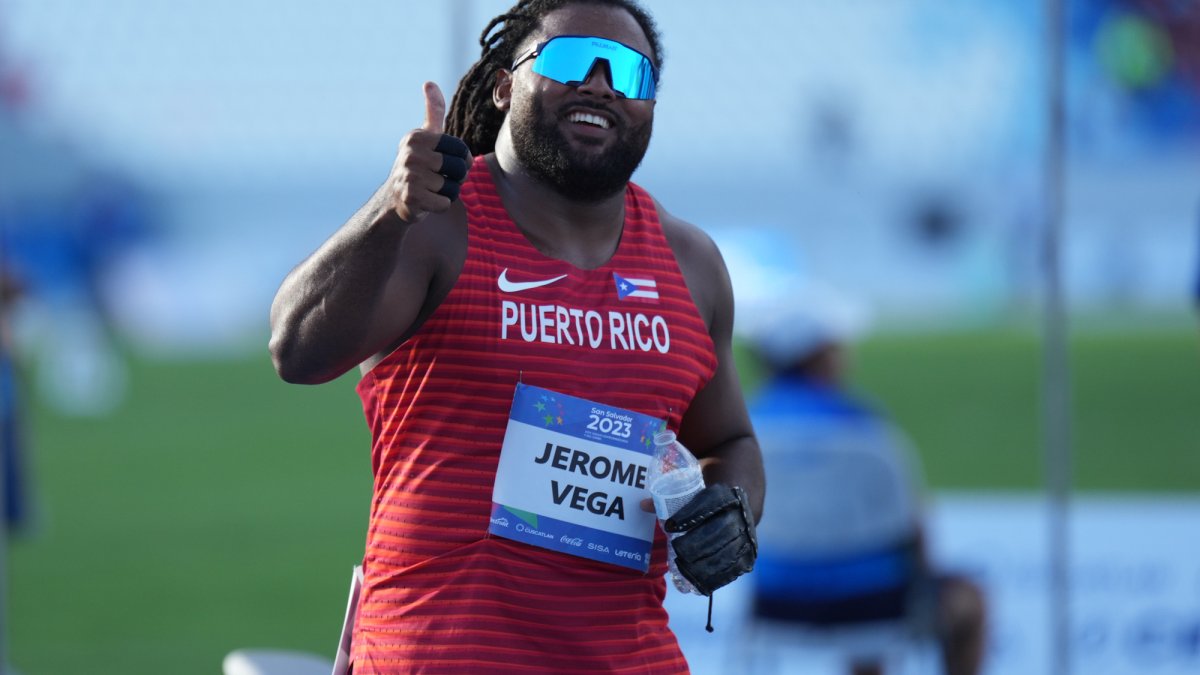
[{"x1": 533, "y1": 442, "x2": 649, "y2": 520}]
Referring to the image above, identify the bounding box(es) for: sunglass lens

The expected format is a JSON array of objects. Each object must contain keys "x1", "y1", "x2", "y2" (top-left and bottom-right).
[{"x1": 533, "y1": 37, "x2": 656, "y2": 100}]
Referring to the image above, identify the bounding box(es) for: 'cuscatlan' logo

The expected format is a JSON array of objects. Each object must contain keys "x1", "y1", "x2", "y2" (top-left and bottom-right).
[{"x1": 614, "y1": 273, "x2": 659, "y2": 301}]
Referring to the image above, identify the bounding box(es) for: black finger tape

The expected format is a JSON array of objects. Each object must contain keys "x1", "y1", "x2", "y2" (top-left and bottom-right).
[
  {"x1": 434, "y1": 134, "x2": 470, "y2": 159},
  {"x1": 439, "y1": 154, "x2": 469, "y2": 182},
  {"x1": 436, "y1": 178, "x2": 461, "y2": 202}
]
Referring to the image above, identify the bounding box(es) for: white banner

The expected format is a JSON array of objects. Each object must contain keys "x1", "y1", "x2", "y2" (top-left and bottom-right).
[{"x1": 665, "y1": 493, "x2": 1200, "y2": 675}]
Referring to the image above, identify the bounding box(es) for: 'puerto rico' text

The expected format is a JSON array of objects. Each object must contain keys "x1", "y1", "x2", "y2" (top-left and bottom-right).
[{"x1": 501, "y1": 300, "x2": 670, "y2": 354}]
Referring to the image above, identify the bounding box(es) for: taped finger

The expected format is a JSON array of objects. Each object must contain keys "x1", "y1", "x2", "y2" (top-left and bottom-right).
[
  {"x1": 436, "y1": 177, "x2": 461, "y2": 202},
  {"x1": 439, "y1": 154, "x2": 468, "y2": 182},
  {"x1": 434, "y1": 133, "x2": 470, "y2": 159}
]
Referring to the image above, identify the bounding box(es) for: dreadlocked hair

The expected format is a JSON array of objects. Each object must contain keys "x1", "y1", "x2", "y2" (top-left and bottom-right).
[{"x1": 445, "y1": 0, "x2": 663, "y2": 157}]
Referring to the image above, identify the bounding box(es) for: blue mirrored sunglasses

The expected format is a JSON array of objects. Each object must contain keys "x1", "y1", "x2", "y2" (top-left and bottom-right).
[{"x1": 512, "y1": 35, "x2": 658, "y2": 100}]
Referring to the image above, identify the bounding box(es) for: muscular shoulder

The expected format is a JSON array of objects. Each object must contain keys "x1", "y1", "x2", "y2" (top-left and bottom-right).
[{"x1": 653, "y1": 199, "x2": 731, "y2": 331}]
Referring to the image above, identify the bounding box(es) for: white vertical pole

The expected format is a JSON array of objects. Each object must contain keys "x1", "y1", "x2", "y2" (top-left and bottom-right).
[{"x1": 1042, "y1": 0, "x2": 1071, "y2": 673}]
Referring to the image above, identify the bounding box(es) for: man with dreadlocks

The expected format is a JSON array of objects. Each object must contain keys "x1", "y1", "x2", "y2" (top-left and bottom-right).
[{"x1": 270, "y1": 1, "x2": 762, "y2": 672}]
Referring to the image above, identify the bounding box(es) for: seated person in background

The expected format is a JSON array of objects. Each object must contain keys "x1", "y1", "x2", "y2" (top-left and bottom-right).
[
  {"x1": 2, "y1": 270, "x2": 31, "y2": 534},
  {"x1": 741, "y1": 286, "x2": 986, "y2": 675}
]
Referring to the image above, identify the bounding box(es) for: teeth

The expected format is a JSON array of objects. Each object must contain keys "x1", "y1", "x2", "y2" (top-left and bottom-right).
[{"x1": 569, "y1": 112, "x2": 611, "y2": 129}]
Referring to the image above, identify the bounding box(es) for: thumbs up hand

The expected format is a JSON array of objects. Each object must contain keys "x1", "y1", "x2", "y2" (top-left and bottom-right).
[{"x1": 388, "y1": 82, "x2": 472, "y2": 224}]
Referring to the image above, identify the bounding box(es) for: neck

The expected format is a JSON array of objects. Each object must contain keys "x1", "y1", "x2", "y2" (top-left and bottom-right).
[{"x1": 490, "y1": 135, "x2": 627, "y2": 270}]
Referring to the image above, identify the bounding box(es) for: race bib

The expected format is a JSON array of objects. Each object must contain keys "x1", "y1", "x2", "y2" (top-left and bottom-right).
[{"x1": 489, "y1": 383, "x2": 666, "y2": 572}]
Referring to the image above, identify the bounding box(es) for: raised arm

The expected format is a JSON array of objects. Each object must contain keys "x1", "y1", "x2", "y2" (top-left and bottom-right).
[{"x1": 269, "y1": 83, "x2": 471, "y2": 384}]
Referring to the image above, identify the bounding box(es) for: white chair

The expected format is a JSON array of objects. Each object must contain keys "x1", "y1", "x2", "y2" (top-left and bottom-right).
[
  {"x1": 734, "y1": 417, "x2": 937, "y2": 674},
  {"x1": 224, "y1": 565, "x2": 362, "y2": 675},
  {"x1": 222, "y1": 648, "x2": 334, "y2": 675}
]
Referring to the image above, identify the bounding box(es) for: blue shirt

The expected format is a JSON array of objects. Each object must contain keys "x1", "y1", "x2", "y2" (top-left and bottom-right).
[{"x1": 748, "y1": 375, "x2": 919, "y2": 603}]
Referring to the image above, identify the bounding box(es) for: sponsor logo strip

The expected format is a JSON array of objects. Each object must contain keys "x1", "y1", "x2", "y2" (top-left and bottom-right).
[{"x1": 489, "y1": 503, "x2": 651, "y2": 571}]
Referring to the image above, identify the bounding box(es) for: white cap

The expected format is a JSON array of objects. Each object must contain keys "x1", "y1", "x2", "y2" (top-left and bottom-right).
[
  {"x1": 736, "y1": 278, "x2": 872, "y2": 367},
  {"x1": 710, "y1": 227, "x2": 872, "y2": 366}
]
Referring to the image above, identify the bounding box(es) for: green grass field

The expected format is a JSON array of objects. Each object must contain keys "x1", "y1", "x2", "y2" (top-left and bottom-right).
[{"x1": 8, "y1": 326, "x2": 1200, "y2": 674}]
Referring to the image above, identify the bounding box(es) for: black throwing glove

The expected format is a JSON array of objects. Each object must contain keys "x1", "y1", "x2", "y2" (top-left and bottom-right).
[{"x1": 664, "y1": 484, "x2": 758, "y2": 596}]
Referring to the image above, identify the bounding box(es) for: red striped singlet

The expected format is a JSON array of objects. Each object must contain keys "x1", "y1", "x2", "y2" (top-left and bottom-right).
[{"x1": 351, "y1": 156, "x2": 717, "y2": 674}]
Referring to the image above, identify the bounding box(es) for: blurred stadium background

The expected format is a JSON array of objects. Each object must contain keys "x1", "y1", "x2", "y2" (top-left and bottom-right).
[{"x1": 1, "y1": 0, "x2": 1197, "y2": 673}]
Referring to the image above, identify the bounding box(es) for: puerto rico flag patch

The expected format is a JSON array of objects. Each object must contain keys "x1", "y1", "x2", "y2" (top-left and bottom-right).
[{"x1": 613, "y1": 272, "x2": 659, "y2": 301}]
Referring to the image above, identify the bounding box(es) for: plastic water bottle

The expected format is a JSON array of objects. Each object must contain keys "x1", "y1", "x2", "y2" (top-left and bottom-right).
[{"x1": 648, "y1": 430, "x2": 705, "y2": 595}]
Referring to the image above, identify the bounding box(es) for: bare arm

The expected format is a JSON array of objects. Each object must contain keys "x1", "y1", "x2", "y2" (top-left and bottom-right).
[
  {"x1": 269, "y1": 83, "x2": 470, "y2": 384},
  {"x1": 660, "y1": 207, "x2": 765, "y2": 523}
]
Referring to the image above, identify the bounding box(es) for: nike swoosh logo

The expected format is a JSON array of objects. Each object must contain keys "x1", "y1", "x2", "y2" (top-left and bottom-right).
[{"x1": 498, "y1": 269, "x2": 568, "y2": 293}]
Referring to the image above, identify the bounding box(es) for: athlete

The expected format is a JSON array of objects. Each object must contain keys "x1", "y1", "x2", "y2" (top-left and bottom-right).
[
  {"x1": 268, "y1": 1, "x2": 763, "y2": 672},
  {"x1": 744, "y1": 290, "x2": 986, "y2": 675}
]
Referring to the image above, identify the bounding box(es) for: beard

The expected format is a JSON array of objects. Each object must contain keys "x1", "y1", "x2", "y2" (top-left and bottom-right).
[{"x1": 508, "y1": 94, "x2": 652, "y2": 202}]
